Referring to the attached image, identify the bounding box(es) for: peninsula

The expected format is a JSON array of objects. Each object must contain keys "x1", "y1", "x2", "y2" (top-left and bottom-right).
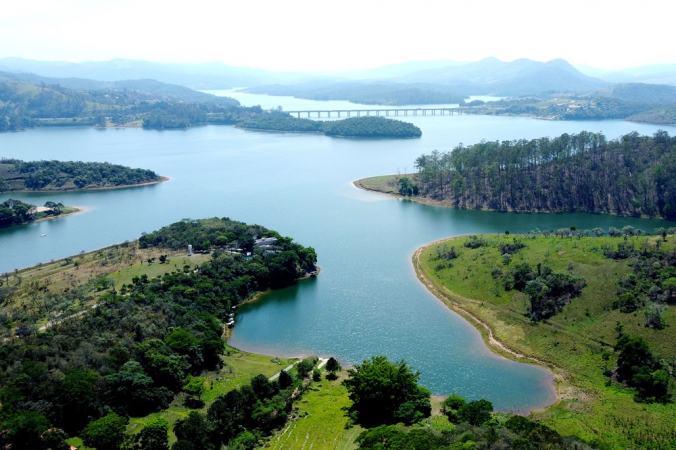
[
  {"x1": 0, "y1": 159, "x2": 165, "y2": 192},
  {"x1": 413, "y1": 231, "x2": 676, "y2": 448},
  {"x1": 0, "y1": 198, "x2": 81, "y2": 228},
  {"x1": 355, "y1": 130, "x2": 676, "y2": 220}
]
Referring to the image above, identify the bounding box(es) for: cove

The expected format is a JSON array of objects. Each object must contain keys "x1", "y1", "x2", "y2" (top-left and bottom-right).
[{"x1": 1, "y1": 93, "x2": 674, "y2": 412}]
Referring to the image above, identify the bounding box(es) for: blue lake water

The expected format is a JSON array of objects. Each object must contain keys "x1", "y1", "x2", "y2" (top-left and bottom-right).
[{"x1": 1, "y1": 94, "x2": 673, "y2": 411}]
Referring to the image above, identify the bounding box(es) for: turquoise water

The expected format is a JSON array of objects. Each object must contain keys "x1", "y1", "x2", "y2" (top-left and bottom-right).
[{"x1": 1, "y1": 95, "x2": 674, "y2": 411}]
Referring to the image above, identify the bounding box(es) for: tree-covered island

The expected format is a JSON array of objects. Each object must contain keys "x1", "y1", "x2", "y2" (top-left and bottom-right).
[
  {"x1": 0, "y1": 159, "x2": 165, "y2": 192},
  {"x1": 236, "y1": 113, "x2": 422, "y2": 138}
]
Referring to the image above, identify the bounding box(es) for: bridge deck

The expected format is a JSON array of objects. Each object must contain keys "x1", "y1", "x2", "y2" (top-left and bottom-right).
[{"x1": 284, "y1": 107, "x2": 470, "y2": 118}]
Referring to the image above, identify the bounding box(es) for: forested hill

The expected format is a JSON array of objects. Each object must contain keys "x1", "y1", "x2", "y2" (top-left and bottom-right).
[
  {"x1": 0, "y1": 79, "x2": 241, "y2": 131},
  {"x1": 0, "y1": 159, "x2": 163, "y2": 192},
  {"x1": 406, "y1": 130, "x2": 676, "y2": 219},
  {"x1": 237, "y1": 113, "x2": 422, "y2": 138}
]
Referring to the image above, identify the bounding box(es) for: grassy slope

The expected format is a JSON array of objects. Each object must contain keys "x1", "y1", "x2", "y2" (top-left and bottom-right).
[
  {"x1": 417, "y1": 234, "x2": 676, "y2": 448},
  {"x1": 264, "y1": 371, "x2": 361, "y2": 450}
]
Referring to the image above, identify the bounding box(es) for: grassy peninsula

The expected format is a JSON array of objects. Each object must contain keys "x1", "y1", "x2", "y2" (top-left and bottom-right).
[
  {"x1": 237, "y1": 113, "x2": 422, "y2": 138},
  {"x1": 415, "y1": 231, "x2": 676, "y2": 448},
  {"x1": 357, "y1": 131, "x2": 676, "y2": 220},
  {"x1": 0, "y1": 159, "x2": 165, "y2": 192}
]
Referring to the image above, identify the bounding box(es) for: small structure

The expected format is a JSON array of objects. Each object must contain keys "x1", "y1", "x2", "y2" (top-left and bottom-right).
[
  {"x1": 254, "y1": 237, "x2": 278, "y2": 247},
  {"x1": 188, "y1": 244, "x2": 193, "y2": 256}
]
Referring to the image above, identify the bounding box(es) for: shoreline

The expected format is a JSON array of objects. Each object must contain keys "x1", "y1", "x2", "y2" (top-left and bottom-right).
[
  {"x1": 33, "y1": 205, "x2": 90, "y2": 223},
  {"x1": 223, "y1": 266, "x2": 321, "y2": 341},
  {"x1": 1, "y1": 176, "x2": 169, "y2": 194},
  {"x1": 412, "y1": 238, "x2": 559, "y2": 413},
  {"x1": 353, "y1": 176, "x2": 667, "y2": 220}
]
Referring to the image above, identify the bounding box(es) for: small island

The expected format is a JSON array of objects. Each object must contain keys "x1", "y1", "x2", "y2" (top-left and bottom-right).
[
  {"x1": 236, "y1": 113, "x2": 422, "y2": 138},
  {"x1": 0, "y1": 159, "x2": 166, "y2": 192}
]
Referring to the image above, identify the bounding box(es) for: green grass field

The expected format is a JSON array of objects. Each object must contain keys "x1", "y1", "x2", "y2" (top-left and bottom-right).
[
  {"x1": 263, "y1": 371, "x2": 361, "y2": 450},
  {"x1": 353, "y1": 175, "x2": 400, "y2": 194},
  {"x1": 417, "y1": 234, "x2": 676, "y2": 448}
]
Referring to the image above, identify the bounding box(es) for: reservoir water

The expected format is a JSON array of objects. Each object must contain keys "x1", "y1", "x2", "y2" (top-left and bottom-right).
[{"x1": 1, "y1": 93, "x2": 674, "y2": 411}]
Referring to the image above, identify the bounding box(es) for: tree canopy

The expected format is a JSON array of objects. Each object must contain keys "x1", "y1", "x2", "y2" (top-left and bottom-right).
[{"x1": 343, "y1": 355, "x2": 431, "y2": 427}]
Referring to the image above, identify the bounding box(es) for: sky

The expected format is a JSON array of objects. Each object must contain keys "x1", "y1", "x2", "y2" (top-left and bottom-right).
[{"x1": 0, "y1": 0, "x2": 674, "y2": 72}]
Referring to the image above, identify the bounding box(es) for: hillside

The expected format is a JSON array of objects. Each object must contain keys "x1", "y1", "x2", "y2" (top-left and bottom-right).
[
  {"x1": 0, "y1": 79, "x2": 244, "y2": 131},
  {"x1": 0, "y1": 57, "x2": 308, "y2": 90},
  {"x1": 0, "y1": 70, "x2": 239, "y2": 106},
  {"x1": 416, "y1": 232, "x2": 676, "y2": 448},
  {"x1": 0, "y1": 159, "x2": 163, "y2": 192}
]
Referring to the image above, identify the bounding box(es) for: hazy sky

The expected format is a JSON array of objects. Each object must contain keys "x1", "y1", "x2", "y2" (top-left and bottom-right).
[{"x1": 1, "y1": 0, "x2": 673, "y2": 72}]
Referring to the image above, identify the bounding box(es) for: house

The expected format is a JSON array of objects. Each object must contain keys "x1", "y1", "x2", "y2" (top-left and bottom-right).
[{"x1": 254, "y1": 237, "x2": 278, "y2": 247}]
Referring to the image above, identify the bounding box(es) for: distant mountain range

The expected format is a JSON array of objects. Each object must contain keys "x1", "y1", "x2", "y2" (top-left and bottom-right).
[
  {"x1": 246, "y1": 58, "x2": 612, "y2": 101},
  {"x1": 0, "y1": 57, "x2": 311, "y2": 90},
  {"x1": 576, "y1": 63, "x2": 676, "y2": 86},
  {"x1": 0, "y1": 70, "x2": 239, "y2": 105},
  {"x1": 0, "y1": 57, "x2": 610, "y2": 95},
  {"x1": 397, "y1": 57, "x2": 609, "y2": 95}
]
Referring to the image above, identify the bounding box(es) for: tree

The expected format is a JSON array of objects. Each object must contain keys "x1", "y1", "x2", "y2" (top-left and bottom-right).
[
  {"x1": 278, "y1": 370, "x2": 293, "y2": 389},
  {"x1": 173, "y1": 411, "x2": 216, "y2": 450},
  {"x1": 343, "y1": 355, "x2": 431, "y2": 426},
  {"x1": 138, "y1": 418, "x2": 170, "y2": 450},
  {"x1": 57, "y1": 370, "x2": 100, "y2": 432},
  {"x1": 228, "y1": 431, "x2": 257, "y2": 450},
  {"x1": 326, "y1": 357, "x2": 342, "y2": 380},
  {"x1": 442, "y1": 393, "x2": 467, "y2": 423},
  {"x1": 296, "y1": 357, "x2": 316, "y2": 379},
  {"x1": 183, "y1": 376, "x2": 206, "y2": 402},
  {"x1": 458, "y1": 399, "x2": 493, "y2": 426},
  {"x1": 81, "y1": 413, "x2": 129, "y2": 450},
  {"x1": 2, "y1": 411, "x2": 51, "y2": 450}
]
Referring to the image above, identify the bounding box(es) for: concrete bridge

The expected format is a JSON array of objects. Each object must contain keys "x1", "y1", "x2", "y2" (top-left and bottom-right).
[{"x1": 285, "y1": 107, "x2": 470, "y2": 119}]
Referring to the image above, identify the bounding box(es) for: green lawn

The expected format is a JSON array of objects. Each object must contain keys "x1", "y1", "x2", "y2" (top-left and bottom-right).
[
  {"x1": 109, "y1": 253, "x2": 211, "y2": 286},
  {"x1": 354, "y1": 175, "x2": 400, "y2": 194},
  {"x1": 417, "y1": 234, "x2": 676, "y2": 448}
]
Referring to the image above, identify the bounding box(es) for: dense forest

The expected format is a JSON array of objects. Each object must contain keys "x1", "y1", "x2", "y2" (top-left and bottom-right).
[
  {"x1": 0, "y1": 218, "x2": 316, "y2": 448},
  {"x1": 0, "y1": 159, "x2": 162, "y2": 191},
  {"x1": 405, "y1": 130, "x2": 676, "y2": 220},
  {"x1": 237, "y1": 112, "x2": 422, "y2": 138}
]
